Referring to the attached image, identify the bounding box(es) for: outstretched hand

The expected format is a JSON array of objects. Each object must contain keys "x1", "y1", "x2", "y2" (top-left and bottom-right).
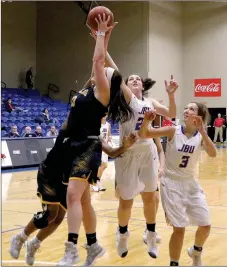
[
  {"x1": 165, "y1": 75, "x2": 178, "y2": 95},
  {"x1": 95, "y1": 13, "x2": 117, "y2": 33}
]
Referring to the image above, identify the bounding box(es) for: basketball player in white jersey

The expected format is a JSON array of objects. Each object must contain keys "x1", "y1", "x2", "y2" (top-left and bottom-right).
[
  {"x1": 92, "y1": 115, "x2": 112, "y2": 192},
  {"x1": 139, "y1": 102, "x2": 217, "y2": 266},
  {"x1": 89, "y1": 29, "x2": 178, "y2": 258}
]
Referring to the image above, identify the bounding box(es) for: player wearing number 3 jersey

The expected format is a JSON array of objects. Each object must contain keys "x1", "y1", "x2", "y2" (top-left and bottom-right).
[{"x1": 139, "y1": 102, "x2": 217, "y2": 266}]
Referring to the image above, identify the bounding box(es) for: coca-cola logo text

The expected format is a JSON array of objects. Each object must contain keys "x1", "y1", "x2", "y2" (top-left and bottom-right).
[
  {"x1": 195, "y1": 83, "x2": 220, "y2": 92},
  {"x1": 194, "y1": 78, "x2": 221, "y2": 97}
]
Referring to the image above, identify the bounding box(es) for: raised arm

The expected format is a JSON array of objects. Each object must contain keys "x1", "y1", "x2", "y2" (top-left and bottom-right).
[
  {"x1": 138, "y1": 111, "x2": 175, "y2": 140},
  {"x1": 90, "y1": 29, "x2": 132, "y2": 104},
  {"x1": 93, "y1": 14, "x2": 115, "y2": 106},
  {"x1": 151, "y1": 75, "x2": 178, "y2": 118}
]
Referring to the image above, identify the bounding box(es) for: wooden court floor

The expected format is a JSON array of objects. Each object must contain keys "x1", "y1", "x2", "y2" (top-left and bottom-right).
[{"x1": 2, "y1": 146, "x2": 227, "y2": 266}]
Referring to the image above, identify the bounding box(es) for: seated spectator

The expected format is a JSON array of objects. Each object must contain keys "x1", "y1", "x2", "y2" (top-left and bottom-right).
[
  {"x1": 46, "y1": 126, "x2": 58, "y2": 137},
  {"x1": 34, "y1": 126, "x2": 43, "y2": 137},
  {"x1": 35, "y1": 108, "x2": 57, "y2": 125},
  {"x1": 22, "y1": 126, "x2": 36, "y2": 137},
  {"x1": 4, "y1": 125, "x2": 20, "y2": 138},
  {"x1": 5, "y1": 98, "x2": 28, "y2": 113},
  {"x1": 42, "y1": 108, "x2": 58, "y2": 124}
]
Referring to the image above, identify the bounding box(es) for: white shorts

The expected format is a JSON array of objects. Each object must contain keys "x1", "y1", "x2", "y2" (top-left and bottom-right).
[
  {"x1": 101, "y1": 151, "x2": 108, "y2": 163},
  {"x1": 160, "y1": 176, "x2": 211, "y2": 227},
  {"x1": 115, "y1": 143, "x2": 158, "y2": 200}
]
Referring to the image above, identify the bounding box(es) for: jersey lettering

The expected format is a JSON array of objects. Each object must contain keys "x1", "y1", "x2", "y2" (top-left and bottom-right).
[
  {"x1": 138, "y1": 106, "x2": 151, "y2": 115},
  {"x1": 178, "y1": 144, "x2": 195, "y2": 154}
]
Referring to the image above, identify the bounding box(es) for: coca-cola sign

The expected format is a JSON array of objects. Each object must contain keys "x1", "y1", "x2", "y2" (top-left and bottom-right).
[{"x1": 194, "y1": 78, "x2": 221, "y2": 97}]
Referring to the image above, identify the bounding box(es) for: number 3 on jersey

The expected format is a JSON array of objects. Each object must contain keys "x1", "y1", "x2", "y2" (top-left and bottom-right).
[
  {"x1": 135, "y1": 117, "x2": 144, "y2": 130},
  {"x1": 179, "y1": 155, "x2": 190, "y2": 168}
]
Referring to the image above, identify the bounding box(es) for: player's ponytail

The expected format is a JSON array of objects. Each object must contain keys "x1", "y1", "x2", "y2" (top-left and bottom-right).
[
  {"x1": 143, "y1": 78, "x2": 156, "y2": 92},
  {"x1": 107, "y1": 70, "x2": 133, "y2": 124}
]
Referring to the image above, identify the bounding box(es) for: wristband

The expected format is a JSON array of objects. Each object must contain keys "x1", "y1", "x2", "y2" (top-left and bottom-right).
[{"x1": 96, "y1": 31, "x2": 105, "y2": 37}]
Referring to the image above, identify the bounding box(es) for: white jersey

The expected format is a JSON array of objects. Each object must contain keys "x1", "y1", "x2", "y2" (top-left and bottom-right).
[
  {"x1": 100, "y1": 122, "x2": 110, "y2": 143},
  {"x1": 164, "y1": 125, "x2": 202, "y2": 180},
  {"x1": 119, "y1": 95, "x2": 155, "y2": 148}
]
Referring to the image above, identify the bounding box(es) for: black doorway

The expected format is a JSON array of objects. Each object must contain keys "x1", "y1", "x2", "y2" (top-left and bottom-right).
[{"x1": 207, "y1": 107, "x2": 226, "y2": 142}]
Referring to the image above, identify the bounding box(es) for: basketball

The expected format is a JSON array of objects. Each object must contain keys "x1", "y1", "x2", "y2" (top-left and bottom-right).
[{"x1": 87, "y1": 6, "x2": 114, "y2": 31}]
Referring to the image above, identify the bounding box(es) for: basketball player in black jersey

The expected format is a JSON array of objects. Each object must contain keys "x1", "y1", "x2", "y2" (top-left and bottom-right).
[
  {"x1": 9, "y1": 121, "x2": 137, "y2": 266},
  {"x1": 56, "y1": 15, "x2": 133, "y2": 266}
]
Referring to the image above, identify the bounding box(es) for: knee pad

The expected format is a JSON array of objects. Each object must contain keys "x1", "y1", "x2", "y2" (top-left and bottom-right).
[{"x1": 33, "y1": 209, "x2": 49, "y2": 229}]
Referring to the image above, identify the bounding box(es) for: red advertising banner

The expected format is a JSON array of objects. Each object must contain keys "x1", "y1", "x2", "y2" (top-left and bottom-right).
[{"x1": 194, "y1": 78, "x2": 221, "y2": 97}]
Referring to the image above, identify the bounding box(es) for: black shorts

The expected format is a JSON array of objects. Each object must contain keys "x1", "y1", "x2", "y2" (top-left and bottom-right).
[
  {"x1": 62, "y1": 138, "x2": 102, "y2": 185},
  {"x1": 37, "y1": 164, "x2": 67, "y2": 211}
]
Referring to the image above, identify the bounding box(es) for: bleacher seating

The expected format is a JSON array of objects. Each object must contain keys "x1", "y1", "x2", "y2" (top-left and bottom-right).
[
  {"x1": 1, "y1": 88, "x2": 68, "y2": 137},
  {"x1": 1, "y1": 88, "x2": 119, "y2": 137}
]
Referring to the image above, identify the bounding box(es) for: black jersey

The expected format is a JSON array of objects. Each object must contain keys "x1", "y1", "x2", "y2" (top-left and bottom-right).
[
  {"x1": 66, "y1": 87, "x2": 108, "y2": 140},
  {"x1": 40, "y1": 129, "x2": 67, "y2": 176},
  {"x1": 37, "y1": 129, "x2": 68, "y2": 209}
]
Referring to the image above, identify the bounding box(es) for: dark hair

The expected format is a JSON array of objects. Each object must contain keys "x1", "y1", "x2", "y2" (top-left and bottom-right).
[
  {"x1": 125, "y1": 75, "x2": 156, "y2": 96},
  {"x1": 143, "y1": 78, "x2": 156, "y2": 91},
  {"x1": 191, "y1": 102, "x2": 210, "y2": 125},
  {"x1": 43, "y1": 108, "x2": 48, "y2": 113},
  {"x1": 107, "y1": 70, "x2": 134, "y2": 124}
]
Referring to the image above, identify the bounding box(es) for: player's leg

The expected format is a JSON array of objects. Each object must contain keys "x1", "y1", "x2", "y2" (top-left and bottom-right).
[
  {"x1": 187, "y1": 225, "x2": 210, "y2": 266},
  {"x1": 187, "y1": 182, "x2": 211, "y2": 266},
  {"x1": 9, "y1": 204, "x2": 59, "y2": 261},
  {"x1": 57, "y1": 179, "x2": 87, "y2": 266},
  {"x1": 58, "y1": 140, "x2": 103, "y2": 266},
  {"x1": 141, "y1": 191, "x2": 158, "y2": 258},
  {"x1": 139, "y1": 149, "x2": 159, "y2": 257},
  {"x1": 91, "y1": 163, "x2": 107, "y2": 192},
  {"x1": 25, "y1": 205, "x2": 65, "y2": 265},
  {"x1": 160, "y1": 177, "x2": 188, "y2": 266},
  {"x1": 155, "y1": 187, "x2": 162, "y2": 242},
  {"x1": 143, "y1": 187, "x2": 162, "y2": 245},
  {"x1": 92, "y1": 155, "x2": 108, "y2": 192},
  {"x1": 169, "y1": 226, "x2": 185, "y2": 266},
  {"x1": 82, "y1": 184, "x2": 105, "y2": 266},
  {"x1": 115, "y1": 151, "x2": 137, "y2": 258},
  {"x1": 116, "y1": 197, "x2": 133, "y2": 257},
  {"x1": 97, "y1": 162, "x2": 107, "y2": 191}
]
